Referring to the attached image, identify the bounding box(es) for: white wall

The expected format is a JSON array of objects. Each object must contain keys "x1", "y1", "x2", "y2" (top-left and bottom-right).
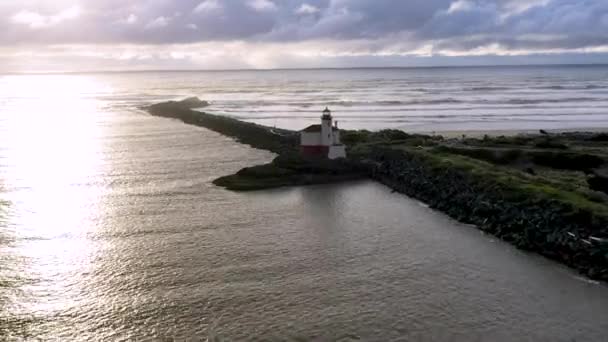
[
  {"x1": 333, "y1": 130, "x2": 341, "y2": 145},
  {"x1": 300, "y1": 132, "x2": 322, "y2": 146},
  {"x1": 321, "y1": 119, "x2": 333, "y2": 146},
  {"x1": 328, "y1": 145, "x2": 346, "y2": 159}
]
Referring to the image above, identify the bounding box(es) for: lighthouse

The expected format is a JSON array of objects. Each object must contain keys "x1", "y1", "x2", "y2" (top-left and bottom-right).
[{"x1": 299, "y1": 107, "x2": 347, "y2": 159}]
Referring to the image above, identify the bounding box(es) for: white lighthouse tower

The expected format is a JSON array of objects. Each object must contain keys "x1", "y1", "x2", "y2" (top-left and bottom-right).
[
  {"x1": 299, "y1": 107, "x2": 347, "y2": 159},
  {"x1": 321, "y1": 107, "x2": 334, "y2": 146}
]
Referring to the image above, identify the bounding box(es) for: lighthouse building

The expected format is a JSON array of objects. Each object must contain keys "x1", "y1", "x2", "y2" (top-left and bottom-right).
[{"x1": 299, "y1": 107, "x2": 347, "y2": 159}]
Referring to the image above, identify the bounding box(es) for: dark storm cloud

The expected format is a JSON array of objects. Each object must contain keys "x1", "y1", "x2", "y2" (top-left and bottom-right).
[
  {"x1": 419, "y1": 0, "x2": 608, "y2": 51},
  {"x1": 1, "y1": 0, "x2": 607, "y2": 53}
]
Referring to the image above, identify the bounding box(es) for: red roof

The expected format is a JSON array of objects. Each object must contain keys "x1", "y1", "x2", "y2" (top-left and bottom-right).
[{"x1": 301, "y1": 124, "x2": 339, "y2": 133}]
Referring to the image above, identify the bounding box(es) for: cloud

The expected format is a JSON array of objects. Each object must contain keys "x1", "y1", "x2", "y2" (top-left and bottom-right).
[
  {"x1": 0, "y1": 0, "x2": 607, "y2": 70},
  {"x1": 503, "y1": 0, "x2": 551, "y2": 17},
  {"x1": 296, "y1": 3, "x2": 320, "y2": 15},
  {"x1": 11, "y1": 11, "x2": 47, "y2": 28},
  {"x1": 126, "y1": 14, "x2": 138, "y2": 24},
  {"x1": 447, "y1": 0, "x2": 474, "y2": 14},
  {"x1": 4, "y1": 40, "x2": 608, "y2": 73},
  {"x1": 11, "y1": 6, "x2": 81, "y2": 29},
  {"x1": 145, "y1": 16, "x2": 170, "y2": 29},
  {"x1": 247, "y1": 0, "x2": 278, "y2": 12},
  {"x1": 418, "y1": 0, "x2": 608, "y2": 52},
  {"x1": 194, "y1": 0, "x2": 221, "y2": 13}
]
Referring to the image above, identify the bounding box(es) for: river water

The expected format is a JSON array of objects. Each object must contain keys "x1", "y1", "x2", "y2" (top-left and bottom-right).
[{"x1": 1, "y1": 72, "x2": 608, "y2": 341}]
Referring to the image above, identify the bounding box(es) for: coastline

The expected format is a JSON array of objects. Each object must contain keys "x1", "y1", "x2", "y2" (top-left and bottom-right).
[
  {"x1": 144, "y1": 98, "x2": 367, "y2": 190},
  {"x1": 144, "y1": 98, "x2": 608, "y2": 282},
  {"x1": 363, "y1": 146, "x2": 608, "y2": 280}
]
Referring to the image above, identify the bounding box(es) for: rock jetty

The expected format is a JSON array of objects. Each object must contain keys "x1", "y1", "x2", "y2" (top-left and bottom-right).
[
  {"x1": 145, "y1": 97, "x2": 297, "y2": 154},
  {"x1": 144, "y1": 98, "x2": 365, "y2": 189},
  {"x1": 363, "y1": 146, "x2": 608, "y2": 280}
]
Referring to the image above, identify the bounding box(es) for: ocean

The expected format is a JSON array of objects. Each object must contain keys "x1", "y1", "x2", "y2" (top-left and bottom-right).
[
  {"x1": 5, "y1": 65, "x2": 607, "y2": 133},
  {"x1": 1, "y1": 66, "x2": 608, "y2": 340}
]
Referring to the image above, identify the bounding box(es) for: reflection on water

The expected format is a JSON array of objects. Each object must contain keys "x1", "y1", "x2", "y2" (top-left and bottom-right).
[
  {"x1": 0, "y1": 75, "x2": 108, "y2": 336},
  {"x1": 1, "y1": 74, "x2": 608, "y2": 341}
]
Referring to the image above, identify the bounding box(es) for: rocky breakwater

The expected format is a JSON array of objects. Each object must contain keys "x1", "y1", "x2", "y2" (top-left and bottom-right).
[
  {"x1": 363, "y1": 146, "x2": 608, "y2": 281},
  {"x1": 145, "y1": 98, "x2": 366, "y2": 190},
  {"x1": 145, "y1": 97, "x2": 298, "y2": 154}
]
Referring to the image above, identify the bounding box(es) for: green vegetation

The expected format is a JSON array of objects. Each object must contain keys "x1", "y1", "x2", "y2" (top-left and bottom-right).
[
  {"x1": 341, "y1": 129, "x2": 443, "y2": 147},
  {"x1": 213, "y1": 153, "x2": 366, "y2": 191},
  {"x1": 433, "y1": 145, "x2": 606, "y2": 171},
  {"x1": 425, "y1": 149, "x2": 607, "y2": 216}
]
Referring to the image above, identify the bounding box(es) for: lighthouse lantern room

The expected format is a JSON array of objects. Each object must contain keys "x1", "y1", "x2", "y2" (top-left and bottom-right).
[{"x1": 299, "y1": 107, "x2": 347, "y2": 159}]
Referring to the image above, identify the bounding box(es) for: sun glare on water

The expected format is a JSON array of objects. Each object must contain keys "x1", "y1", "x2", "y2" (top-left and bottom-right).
[{"x1": 0, "y1": 74, "x2": 111, "y2": 320}]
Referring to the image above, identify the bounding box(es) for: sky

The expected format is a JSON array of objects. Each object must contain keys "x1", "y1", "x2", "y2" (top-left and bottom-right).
[{"x1": 1, "y1": 0, "x2": 608, "y2": 72}]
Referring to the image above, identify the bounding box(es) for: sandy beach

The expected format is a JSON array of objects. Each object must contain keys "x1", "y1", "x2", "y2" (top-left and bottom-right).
[{"x1": 423, "y1": 127, "x2": 608, "y2": 138}]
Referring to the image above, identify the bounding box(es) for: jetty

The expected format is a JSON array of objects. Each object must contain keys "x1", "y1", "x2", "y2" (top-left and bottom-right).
[
  {"x1": 145, "y1": 98, "x2": 367, "y2": 190},
  {"x1": 144, "y1": 97, "x2": 608, "y2": 282},
  {"x1": 146, "y1": 97, "x2": 297, "y2": 154}
]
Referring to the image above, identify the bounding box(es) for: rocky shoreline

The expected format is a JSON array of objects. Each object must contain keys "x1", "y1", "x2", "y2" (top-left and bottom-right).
[
  {"x1": 145, "y1": 98, "x2": 608, "y2": 281},
  {"x1": 145, "y1": 97, "x2": 298, "y2": 154},
  {"x1": 363, "y1": 146, "x2": 608, "y2": 281}
]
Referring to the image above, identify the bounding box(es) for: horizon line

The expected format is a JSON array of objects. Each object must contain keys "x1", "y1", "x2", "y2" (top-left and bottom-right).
[{"x1": 3, "y1": 63, "x2": 608, "y2": 75}]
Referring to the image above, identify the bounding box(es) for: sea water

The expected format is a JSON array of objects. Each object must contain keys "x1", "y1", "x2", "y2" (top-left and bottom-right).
[
  {"x1": 1, "y1": 68, "x2": 608, "y2": 340},
  {"x1": 17, "y1": 65, "x2": 607, "y2": 132}
]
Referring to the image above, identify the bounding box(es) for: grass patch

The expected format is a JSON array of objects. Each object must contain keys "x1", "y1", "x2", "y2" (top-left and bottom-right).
[
  {"x1": 434, "y1": 145, "x2": 606, "y2": 172},
  {"x1": 416, "y1": 148, "x2": 608, "y2": 220}
]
